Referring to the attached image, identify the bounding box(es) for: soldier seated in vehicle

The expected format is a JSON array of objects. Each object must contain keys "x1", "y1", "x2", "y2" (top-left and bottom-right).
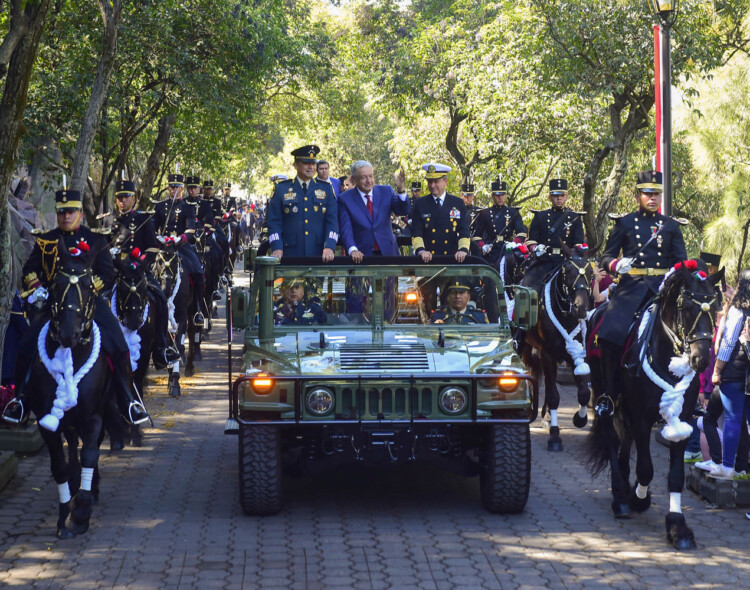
[
  {"x1": 273, "y1": 278, "x2": 327, "y2": 325},
  {"x1": 430, "y1": 279, "x2": 489, "y2": 325}
]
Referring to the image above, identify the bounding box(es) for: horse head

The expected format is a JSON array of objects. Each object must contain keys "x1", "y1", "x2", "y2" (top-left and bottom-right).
[
  {"x1": 49, "y1": 236, "x2": 98, "y2": 349},
  {"x1": 558, "y1": 243, "x2": 593, "y2": 320},
  {"x1": 113, "y1": 250, "x2": 150, "y2": 331},
  {"x1": 503, "y1": 243, "x2": 530, "y2": 286},
  {"x1": 152, "y1": 239, "x2": 181, "y2": 296},
  {"x1": 659, "y1": 260, "x2": 722, "y2": 373}
]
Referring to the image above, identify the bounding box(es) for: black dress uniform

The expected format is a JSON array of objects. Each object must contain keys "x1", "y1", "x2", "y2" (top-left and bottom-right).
[
  {"x1": 111, "y1": 180, "x2": 177, "y2": 367},
  {"x1": 474, "y1": 182, "x2": 527, "y2": 264},
  {"x1": 4, "y1": 189, "x2": 148, "y2": 425},
  {"x1": 596, "y1": 172, "x2": 687, "y2": 347},
  {"x1": 522, "y1": 179, "x2": 585, "y2": 292},
  {"x1": 410, "y1": 194, "x2": 471, "y2": 255},
  {"x1": 186, "y1": 179, "x2": 224, "y2": 300}
]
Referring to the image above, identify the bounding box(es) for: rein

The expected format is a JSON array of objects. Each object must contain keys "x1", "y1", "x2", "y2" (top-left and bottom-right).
[
  {"x1": 543, "y1": 270, "x2": 590, "y2": 376},
  {"x1": 155, "y1": 251, "x2": 182, "y2": 333}
]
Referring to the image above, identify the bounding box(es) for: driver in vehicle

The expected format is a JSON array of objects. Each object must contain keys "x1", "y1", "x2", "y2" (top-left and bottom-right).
[
  {"x1": 273, "y1": 279, "x2": 327, "y2": 325},
  {"x1": 430, "y1": 279, "x2": 489, "y2": 325}
]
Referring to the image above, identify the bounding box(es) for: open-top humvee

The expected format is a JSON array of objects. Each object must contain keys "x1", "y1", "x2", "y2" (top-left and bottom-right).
[{"x1": 228, "y1": 255, "x2": 538, "y2": 515}]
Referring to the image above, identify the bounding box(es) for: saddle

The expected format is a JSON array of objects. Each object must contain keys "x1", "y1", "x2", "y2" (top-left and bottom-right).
[{"x1": 622, "y1": 303, "x2": 658, "y2": 377}]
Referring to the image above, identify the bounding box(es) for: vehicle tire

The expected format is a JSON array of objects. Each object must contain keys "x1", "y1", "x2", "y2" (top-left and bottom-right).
[
  {"x1": 238, "y1": 423, "x2": 282, "y2": 515},
  {"x1": 480, "y1": 423, "x2": 530, "y2": 514}
]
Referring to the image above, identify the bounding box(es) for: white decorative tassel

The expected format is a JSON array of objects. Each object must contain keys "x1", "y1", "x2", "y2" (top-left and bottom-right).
[
  {"x1": 544, "y1": 276, "x2": 590, "y2": 376},
  {"x1": 637, "y1": 305, "x2": 696, "y2": 442},
  {"x1": 37, "y1": 321, "x2": 102, "y2": 432}
]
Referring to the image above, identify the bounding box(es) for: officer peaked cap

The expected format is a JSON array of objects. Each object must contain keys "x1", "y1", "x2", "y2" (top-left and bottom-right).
[
  {"x1": 167, "y1": 174, "x2": 184, "y2": 186},
  {"x1": 636, "y1": 170, "x2": 663, "y2": 193},
  {"x1": 291, "y1": 145, "x2": 320, "y2": 162},
  {"x1": 422, "y1": 163, "x2": 451, "y2": 179},
  {"x1": 549, "y1": 179, "x2": 568, "y2": 194},
  {"x1": 491, "y1": 181, "x2": 508, "y2": 194},
  {"x1": 445, "y1": 278, "x2": 472, "y2": 292},
  {"x1": 115, "y1": 180, "x2": 136, "y2": 196},
  {"x1": 55, "y1": 189, "x2": 82, "y2": 211},
  {"x1": 460, "y1": 183, "x2": 475, "y2": 193}
]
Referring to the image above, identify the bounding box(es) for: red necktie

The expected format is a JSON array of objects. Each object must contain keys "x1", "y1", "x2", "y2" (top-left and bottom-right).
[{"x1": 366, "y1": 194, "x2": 379, "y2": 251}]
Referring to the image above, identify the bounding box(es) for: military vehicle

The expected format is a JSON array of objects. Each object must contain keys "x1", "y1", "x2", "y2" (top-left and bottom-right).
[{"x1": 228, "y1": 255, "x2": 538, "y2": 515}]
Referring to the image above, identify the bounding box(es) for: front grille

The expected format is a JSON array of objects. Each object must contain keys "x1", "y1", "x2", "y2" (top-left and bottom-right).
[
  {"x1": 338, "y1": 344, "x2": 430, "y2": 371},
  {"x1": 340, "y1": 386, "x2": 431, "y2": 419}
]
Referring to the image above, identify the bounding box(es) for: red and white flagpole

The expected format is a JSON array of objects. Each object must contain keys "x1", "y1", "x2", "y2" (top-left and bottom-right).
[{"x1": 654, "y1": 24, "x2": 662, "y2": 175}]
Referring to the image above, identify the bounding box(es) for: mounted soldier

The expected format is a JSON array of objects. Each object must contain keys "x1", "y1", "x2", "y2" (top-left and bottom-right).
[
  {"x1": 152, "y1": 173, "x2": 208, "y2": 327},
  {"x1": 2, "y1": 188, "x2": 149, "y2": 426},
  {"x1": 593, "y1": 170, "x2": 688, "y2": 356},
  {"x1": 522, "y1": 178, "x2": 586, "y2": 292},
  {"x1": 185, "y1": 175, "x2": 223, "y2": 303},
  {"x1": 473, "y1": 180, "x2": 527, "y2": 264},
  {"x1": 110, "y1": 179, "x2": 180, "y2": 369}
]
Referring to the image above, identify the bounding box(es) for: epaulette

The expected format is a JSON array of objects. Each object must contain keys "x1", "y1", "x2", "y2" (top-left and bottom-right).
[
  {"x1": 276, "y1": 178, "x2": 293, "y2": 185},
  {"x1": 31, "y1": 228, "x2": 44, "y2": 235},
  {"x1": 673, "y1": 217, "x2": 689, "y2": 225},
  {"x1": 96, "y1": 212, "x2": 111, "y2": 220},
  {"x1": 529, "y1": 209, "x2": 541, "y2": 214},
  {"x1": 608, "y1": 213, "x2": 627, "y2": 220},
  {"x1": 92, "y1": 227, "x2": 111, "y2": 235},
  {"x1": 572, "y1": 210, "x2": 587, "y2": 215}
]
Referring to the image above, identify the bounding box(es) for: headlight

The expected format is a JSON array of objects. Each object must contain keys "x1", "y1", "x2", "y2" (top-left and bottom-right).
[
  {"x1": 439, "y1": 387, "x2": 467, "y2": 415},
  {"x1": 306, "y1": 388, "x2": 335, "y2": 415}
]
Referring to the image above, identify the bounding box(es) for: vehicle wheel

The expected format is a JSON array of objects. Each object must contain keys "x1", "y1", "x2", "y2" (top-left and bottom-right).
[
  {"x1": 480, "y1": 423, "x2": 530, "y2": 514},
  {"x1": 238, "y1": 424, "x2": 282, "y2": 515}
]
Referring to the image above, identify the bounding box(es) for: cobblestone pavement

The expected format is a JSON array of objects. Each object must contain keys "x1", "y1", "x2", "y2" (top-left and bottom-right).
[{"x1": 1, "y1": 285, "x2": 749, "y2": 589}]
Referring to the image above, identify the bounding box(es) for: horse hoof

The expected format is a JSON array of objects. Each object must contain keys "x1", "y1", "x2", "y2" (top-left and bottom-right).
[
  {"x1": 572, "y1": 412, "x2": 588, "y2": 428},
  {"x1": 56, "y1": 526, "x2": 75, "y2": 539},
  {"x1": 109, "y1": 439, "x2": 125, "y2": 453},
  {"x1": 184, "y1": 365, "x2": 195, "y2": 378},
  {"x1": 66, "y1": 490, "x2": 93, "y2": 535},
  {"x1": 629, "y1": 489, "x2": 651, "y2": 513},
  {"x1": 665, "y1": 512, "x2": 696, "y2": 550},
  {"x1": 612, "y1": 501, "x2": 631, "y2": 519},
  {"x1": 547, "y1": 439, "x2": 563, "y2": 452}
]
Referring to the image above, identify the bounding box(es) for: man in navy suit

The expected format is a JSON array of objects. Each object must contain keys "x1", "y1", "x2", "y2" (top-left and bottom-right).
[
  {"x1": 316, "y1": 160, "x2": 341, "y2": 198},
  {"x1": 338, "y1": 161, "x2": 410, "y2": 262}
]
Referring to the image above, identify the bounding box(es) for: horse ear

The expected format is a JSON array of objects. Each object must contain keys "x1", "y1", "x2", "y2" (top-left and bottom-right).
[
  {"x1": 709, "y1": 266, "x2": 725, "y2": 287},
  {"x1": 560, "y1": 243, "x2": 574, "y2": 258}
]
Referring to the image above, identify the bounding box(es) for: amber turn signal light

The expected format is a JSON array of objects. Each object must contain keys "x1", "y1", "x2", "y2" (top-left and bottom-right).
[
  {"x1": 498, "y1": 372, "x2": 520, "y2": 393},
  {"x1": 251, "y1": 373, "x2": 274, "y2": 394},
  {"x1": 405, "y1": 292, "x2": 418, "y2": 303}
]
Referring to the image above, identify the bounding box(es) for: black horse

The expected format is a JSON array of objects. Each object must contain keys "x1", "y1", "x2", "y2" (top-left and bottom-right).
[
  {"x1": 585, "y1": 260, "x2": 722, "y2": 549},
  {"x1": 27, "y1": 239, "x2": 113, "y2": 538},
  {"x1": 194, "y1": 226, "x2": 219, "y2": 334},
  {"x1": 109, "y1": 255, "x2": 157, "y2": 446},
  {"x1": 521, "y1": 244, "x2": 593, "y2": 451},
  {"x1": 152, "y1": 242, "x2": 198, "y2": 394},
  {"x1": 496, "y1": 243, "x2": 531, "y2": 322}
]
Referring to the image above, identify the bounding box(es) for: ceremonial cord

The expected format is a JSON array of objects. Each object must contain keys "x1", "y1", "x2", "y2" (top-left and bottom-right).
[
  {"x1": 543, "y1": 273, "x2": 590, "y2": 376},
  {"x1": 110, "y1": 290, "x2": 149, "y2": 371},
  {"x1": 37, "y1": 320, "x2": 102, "y2": 432}
]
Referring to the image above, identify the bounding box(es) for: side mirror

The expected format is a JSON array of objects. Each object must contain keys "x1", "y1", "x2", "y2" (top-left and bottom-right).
[
  {"x1": 231, "y1": 287, "x2": 251, "y2": 330},
  {"x1": 243, "y1": 247, "x2": 256, "y2": 273},
  {"x1": 512, "y1": 286, "x2": 538, "y2": 329}
]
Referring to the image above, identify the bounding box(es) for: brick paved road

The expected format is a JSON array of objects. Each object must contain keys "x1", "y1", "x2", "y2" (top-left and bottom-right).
[{"x1": 2, "y1": 288, "x2": 749, "y2": 589}]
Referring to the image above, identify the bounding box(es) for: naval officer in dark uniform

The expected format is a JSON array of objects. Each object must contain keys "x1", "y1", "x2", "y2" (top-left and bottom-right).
[
  {"x1": 410, "y1": 163, "x2": 471, "y2": 262},
  {"x1": 522, "y1": 178, "x2": 585, "y2": 292},
  {"x1": 473, "y1": 180, "x2": 527, "y2": 264},
  {"x1": 2, "y1": 189, "x2": 149, "y2": 425},
  {"x1": 152, "y1": 173, "x2": 208, "y2": 326},
  {"x1": 596, "y1": 170, "x2": 688, "y2": 348},
  {"x1": 110, "y1": 179, "x2": 180, "y2": 369},
  {"x1": 267, "y1": 145, "x2": 338, "y2": 262}
]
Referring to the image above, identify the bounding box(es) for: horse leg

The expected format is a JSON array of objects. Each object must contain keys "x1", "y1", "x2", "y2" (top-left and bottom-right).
[
  {"x1": 67, "y1": 414, "x2": 102, "y2": 535},
  {"x1": 664, "y1": 437, "x2": 696, "y2": 550},
  {"x1": 628, "y1": 416, "x2": 654, "y2": 513},
  {"x1": 38, "y1": 428, "x2": 75, "y2": 539},
  {"x1": 572, "y1": 372, "x2": 590, "y2": 428},
  {"x1": 542, "y1": 354, "x2": 563, "y2": 452},
  {"x1": 169, "y1": 359, "x2": 182, "y2": 398}
]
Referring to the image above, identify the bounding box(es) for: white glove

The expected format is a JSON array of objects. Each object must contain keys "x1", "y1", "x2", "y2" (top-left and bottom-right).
[
  {"x1": 616, "y1": 257, "x2": 633, "y2": 274},
  {"x1": 535, "y1": 244, "x2": 547, "y2": 256},
  {"x1": 482, "y1": 244, "x2": 492, "y2": 255},
  {"x1": 29, "y1": 287, "x2": 49, "y2": 304},
  {"x1": 110, "y1": 246, "x2": 120, "y2": 257}
]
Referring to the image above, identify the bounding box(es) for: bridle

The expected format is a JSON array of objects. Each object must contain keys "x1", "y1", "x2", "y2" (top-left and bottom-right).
[
  {"x1": 659, "y1": 281, "x2": 719, "y2": 355},
  {"x1": 115, "y1": 272, "x2": 148, "y2": 324},
  {"x1": 50, "y1": 266, "x2": 96, "y2": 342},
  {"x1": 554, "y1": 256, "x2": 592, "y2": 317}
]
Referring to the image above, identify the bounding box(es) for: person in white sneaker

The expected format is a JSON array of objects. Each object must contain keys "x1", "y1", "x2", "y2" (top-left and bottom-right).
[{"x1": 710, "y1": 269, "x2": 750, "y2": 480}]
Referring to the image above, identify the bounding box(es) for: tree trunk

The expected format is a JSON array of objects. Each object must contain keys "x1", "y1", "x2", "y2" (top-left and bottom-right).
[
  {"x1": 70, "y1": 0, "x2": 123, "y2": 226},
  {"x1": 0, "y1": 0, "x2": 52, "y2": 373},
  {"x1": 138, "y1": 112, "x2": 176, "y2": 209}
]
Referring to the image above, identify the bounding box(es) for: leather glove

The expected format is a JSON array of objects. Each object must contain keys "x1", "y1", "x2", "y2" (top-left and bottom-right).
[{"x1": 616, "y1": 257, "x2": 633, "y2": 274}]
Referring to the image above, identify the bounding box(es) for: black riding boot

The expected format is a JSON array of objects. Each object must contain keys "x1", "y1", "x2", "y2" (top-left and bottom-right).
[
  {"x1": 191, "y1": 273, "x2": 207, "y2": 327},
  {"x1": 1, "y1": 314, "x2": 47, "y2": 424},
  {"x1": 110, "y1": 353, "x2": 149, "y2": 425},
  {"x1": 146, "y1": 280, "x2": 180, "y2": 369}
]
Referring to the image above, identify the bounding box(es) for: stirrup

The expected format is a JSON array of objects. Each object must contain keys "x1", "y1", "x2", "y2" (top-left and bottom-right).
[
  {"x1": 128, "y1": 401, "x2": 149, "y2": 425},
  {"x1": 193, "y1": 312, "x2": 205, "y2": 327},
  {"x1": 219, "y1": 275, "x2": 229, "y2": 286},
  {"x1": 1, "y1": 398, "x2": 25, "y2": 424},
  {"x1": 165, "y1": 346, "x2": 181, "y2": 363},
  {"x1": 212, "y1": 290, "x2": 222, "y2": 301}
]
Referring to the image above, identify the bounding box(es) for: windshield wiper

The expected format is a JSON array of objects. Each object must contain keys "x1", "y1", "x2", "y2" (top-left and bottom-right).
[{"x1": 421, "y1": 266, "x2": 448, "y2": 287}]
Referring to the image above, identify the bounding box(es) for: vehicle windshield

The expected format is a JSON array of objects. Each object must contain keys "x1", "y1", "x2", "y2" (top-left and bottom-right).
[{"x1": 263, "y1": 263, "x2": 506, "y2": 328}]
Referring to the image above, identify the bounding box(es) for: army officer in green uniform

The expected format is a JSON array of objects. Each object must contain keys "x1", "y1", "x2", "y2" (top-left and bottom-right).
[
  {"x1": 273, "y1": 279, "x2": 327, "y2": 325},
  {"x1": 430, "y1": 279, "x2": 489, "y2": 324}
]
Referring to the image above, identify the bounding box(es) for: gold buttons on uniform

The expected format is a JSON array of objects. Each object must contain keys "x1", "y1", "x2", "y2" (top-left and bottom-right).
[
  {"x1": 305, "y1": 220, "x2": 308, "y2": 224},
  {"x1": 305, "y1": 231, "x2": 309, "y2": 235},
  {"x1": 304, "y1": 208, "x2": 308, "y2": 212}
]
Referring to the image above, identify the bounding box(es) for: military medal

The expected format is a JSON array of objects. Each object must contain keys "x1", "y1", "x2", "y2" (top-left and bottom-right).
[
  {"x1": 449, "y1": 208, "x2": 460, "y2": 219},
  {"x1": 292, "y1": 206, "x2": 298, "y2": 213}
]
